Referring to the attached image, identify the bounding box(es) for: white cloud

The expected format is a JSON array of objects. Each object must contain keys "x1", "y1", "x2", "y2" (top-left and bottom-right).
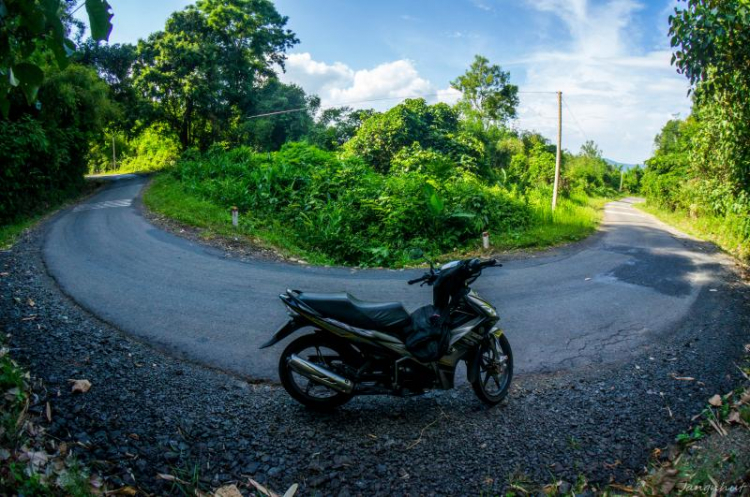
[
  {"x1": 281, "y1": 53, "x2": 435, "y2": 109},
  {"x1": 515, "y1": 0, "x2": 691, "y2": 163},
  {"x1": 281, "y1": 0, "x2": 689, "y2": 163}
]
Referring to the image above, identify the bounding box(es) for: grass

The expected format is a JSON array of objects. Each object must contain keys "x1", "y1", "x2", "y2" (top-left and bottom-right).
[
  {"x1": 0, "y1": 181, "x2": 102, "y2": 250},
  {"x1": 0, "y1": 216, "x2": 42, "y2": 250},
  {"x1": 493, "y1": 194, "x2": 609, "y2": 251},
  {"x1": 143, "y1": 174, "x2": 336, "y2": 265},
  {"x1": 144, "y1": 173, "x2": 612, "y2": 268},
  {"x1": 636, "y1": 201, "x2": 750, "y2": 263},
  {"x1": 88, "y1": 160, "x2": 170, "y2": 176}
]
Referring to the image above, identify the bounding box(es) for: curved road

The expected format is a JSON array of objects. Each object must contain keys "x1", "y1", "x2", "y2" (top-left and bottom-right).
[{"x1": 43, "y1": 175, "x2": 723, "y2": 380}]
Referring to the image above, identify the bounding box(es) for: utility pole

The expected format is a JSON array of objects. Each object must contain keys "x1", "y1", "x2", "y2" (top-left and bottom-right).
[
  {"x1": 619, "y1": 169, "x2": 624, "y2": 191},
  {"x1": 112, "y1": 135, "x2": 117, "y2": 170},
  {"x1": 552, "y1": 91, "x2": 562, "y2": 211}
]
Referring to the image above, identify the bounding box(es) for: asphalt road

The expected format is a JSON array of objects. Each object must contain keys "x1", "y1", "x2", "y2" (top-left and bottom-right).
[{"x1": 43, "y1": 175, "x2": 724, "y2": 380}]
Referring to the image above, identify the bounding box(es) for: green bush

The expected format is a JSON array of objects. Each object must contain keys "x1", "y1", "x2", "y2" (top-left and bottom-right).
[
  {"x1": 0, "y1": 65, "x2": 113, "y2": 223},
  {"x1": 175, "y1": 142, "x2": 531, "y2": 265},
  {"x1": 88, "y1": 123, "x2": 180, "y2": 174}
]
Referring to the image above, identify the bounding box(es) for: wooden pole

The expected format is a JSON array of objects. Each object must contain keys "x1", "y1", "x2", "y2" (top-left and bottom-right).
[{"x1": 552, "y1": 91, "x2": 562, "y2": 211}]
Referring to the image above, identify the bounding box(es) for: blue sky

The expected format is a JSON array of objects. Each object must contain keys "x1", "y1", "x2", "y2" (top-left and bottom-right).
[{"x1": 80, "y1": 0, "x2": 691, "y2": 164}]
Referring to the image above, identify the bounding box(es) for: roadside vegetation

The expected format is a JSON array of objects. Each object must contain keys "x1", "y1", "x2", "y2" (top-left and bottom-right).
[
  {"x1": 1, "y1": 0, "x2": 626, "y2": 265},
  {"x1": 639, "y1": 1, "x2": 750, "y2": 263},
  {"x1": 0, "y1": 340, "x2": 98, "y2": 496},
  {"x1": 148, "y1": 129, "x2": 615, "y2": 266}
]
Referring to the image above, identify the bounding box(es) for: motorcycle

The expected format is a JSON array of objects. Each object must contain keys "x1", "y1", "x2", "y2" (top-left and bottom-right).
[{"x1": 260, "y1": 257, "x2": 512, "y2": 410}]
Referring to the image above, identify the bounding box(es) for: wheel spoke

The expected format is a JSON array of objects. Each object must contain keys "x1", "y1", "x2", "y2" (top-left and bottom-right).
[{"x1": 492, "y1": 374, "x2": 501, "y2": 389}]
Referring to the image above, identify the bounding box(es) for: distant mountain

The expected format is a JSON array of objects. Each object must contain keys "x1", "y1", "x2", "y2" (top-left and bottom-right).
[{"x1": 604, "y1": 158, "x2": 643, "y2": 171}]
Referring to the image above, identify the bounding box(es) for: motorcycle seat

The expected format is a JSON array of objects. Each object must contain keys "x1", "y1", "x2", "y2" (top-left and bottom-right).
[{"x1": 297, "y1": 292, "x2": 410, "y2": 333}]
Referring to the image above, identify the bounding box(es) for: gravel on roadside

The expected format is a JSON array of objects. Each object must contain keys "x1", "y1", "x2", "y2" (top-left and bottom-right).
[{"x1": 1, "y1": 217, "x2": 749, "y2": 495}]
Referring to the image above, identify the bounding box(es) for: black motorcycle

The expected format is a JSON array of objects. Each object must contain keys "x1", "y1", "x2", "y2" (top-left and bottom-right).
[{"x1": 260, "y1": 257, "x2": 512, "y2": 410}]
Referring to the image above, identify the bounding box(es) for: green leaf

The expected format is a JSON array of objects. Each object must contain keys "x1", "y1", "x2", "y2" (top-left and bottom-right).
[
  {"x1": 48, "y1": 37, "x2": 75, "y2": 69},
  {"x1": 8, "y1": 67, "x2": 19, "y2": 87},
  {"x1": 428, "y1": 192, "x2": 445, "y2": 216},
  {"x1": 85, "y1": 0, "x2": 114, "y2": 41},
  {"x1": 12, "y1": 62, "x2": 44, "y2": 104}
]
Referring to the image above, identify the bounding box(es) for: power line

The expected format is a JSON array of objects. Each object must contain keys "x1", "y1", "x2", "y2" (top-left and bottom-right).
[
  {"x1": 71, "y1": 1, "x2": 86, "y2": 15},
  {"x1": 561, "y1": 96, "x2": 589, "y2": 142},
  {"x1": 247, "y1": 89, "x2": 561, "y2": 119}
]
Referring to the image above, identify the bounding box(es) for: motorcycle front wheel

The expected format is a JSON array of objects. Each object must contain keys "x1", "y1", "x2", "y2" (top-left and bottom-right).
[
  {"x1": 279, "y1": 334, "x2": 358, "y2": 411},
  {"x1": 471, "y1": 333, "x2": 513, "y2": 406}
]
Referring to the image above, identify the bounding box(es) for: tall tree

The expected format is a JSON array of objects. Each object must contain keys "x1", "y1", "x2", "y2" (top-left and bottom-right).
[
  {"x1": 450, "y1": 55, "x2": 519, "y2": 127},
  {"x1": 133, "y1": 0, "x2": 298, "y2": 149},
  {"x1": 670, "y1": 0, "x2": 750, "y2": 193}
]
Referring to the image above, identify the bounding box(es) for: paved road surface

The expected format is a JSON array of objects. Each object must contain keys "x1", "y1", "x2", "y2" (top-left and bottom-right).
[{"x1": 43, "y1": 175, "x2": 723, "y2": 380}]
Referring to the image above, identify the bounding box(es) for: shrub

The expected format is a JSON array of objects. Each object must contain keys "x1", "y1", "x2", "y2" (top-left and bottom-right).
[
  {"x1": 0, "y1": 65, "x2": 113, "y2": 223},
  {"x1": 88, "y1": 123, "x2": 181, "y2": 174},
  {"x1": 174, "y1": 142, "x2": 531, "y2": 265}
]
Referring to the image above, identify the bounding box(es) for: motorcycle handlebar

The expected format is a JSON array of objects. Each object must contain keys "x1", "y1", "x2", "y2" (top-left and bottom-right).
[
  {"x1": 469, "y1": 258, "x2": 502, "y2": 271},
  {"x1": 408, "y1": 275, "x2": 428, "y2": 285}
]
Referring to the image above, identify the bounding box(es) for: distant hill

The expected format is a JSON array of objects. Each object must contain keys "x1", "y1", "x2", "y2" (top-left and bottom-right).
[{"x1": 604, "y1": 158, "x2": 643, "y2": 171}]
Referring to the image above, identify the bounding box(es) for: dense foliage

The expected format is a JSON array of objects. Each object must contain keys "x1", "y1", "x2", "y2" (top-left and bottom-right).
[
  {"x1": 0, "y1": 1, "x2": 115, "y2": 223},
  {"x1": 177, "y1": 142, "x2": 529, "y2": 265},
  {"x1": 169, "y1": 95, "x2": 622, "y2": 265},
  {"x1": 642, "y1": 0, "x2": 750, "y2": 260}
]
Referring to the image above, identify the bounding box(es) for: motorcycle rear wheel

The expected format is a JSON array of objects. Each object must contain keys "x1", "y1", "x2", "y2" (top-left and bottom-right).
[
  {"x1": 279, "y1": 334, "x2": 358, "y2": 411},
  {"x1": 471, "y1": 333, "x2": 513, "y2": 406}
]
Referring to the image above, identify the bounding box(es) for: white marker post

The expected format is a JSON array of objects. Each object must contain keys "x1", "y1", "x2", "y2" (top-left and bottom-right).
[
  {"x1": 482, "y1": 231, "x2": 490, "y2": 250},
  {"x1": 231, "y1": 206, "x2": 239, "y2": 228}
]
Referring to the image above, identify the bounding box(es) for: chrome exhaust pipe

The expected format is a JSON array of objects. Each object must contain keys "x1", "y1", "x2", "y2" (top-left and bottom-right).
[{"x1": 288, "y1": 354, "x2": 354, "y2": 394}]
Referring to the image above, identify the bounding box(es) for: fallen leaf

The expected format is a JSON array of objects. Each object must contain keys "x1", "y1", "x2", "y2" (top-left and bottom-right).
[
  {"x1": 214, "y1": 484, "x2": 243, "y2": 497},
  {"x1": 46, "y1": 402, "x2": 52, "y2": 422},
  {"x1": 672, "y1": 375, "x2": 695, "y2": 381},
  {"x1": 608, "y1": 483, "x2": 635, "y2": 493},
  {"x1": 660, "y1": 477, "x2": 677, "y2": 495},
  {"x1": 727, "y1": 411, "x2": 741, "y2": 424},
  {"x1": 4, "y1": 387, "x2": 20, "y2": 401},
  {"x1": 109, "y1": 486, "x2": 138, "y2": 496},
  {"x1": 27, "y1": 299, "x2": 35, "y2": 307},
  {"x1": 248, "y1": 478, "x2": 279, "y2": 497},
  {"x1": 0, "y1": 272, "x2": 9, "y2": 277},
  {"x1": 282, "y1": 483, "x2": 299, "y2": 497},
  {"x1": 20, "y1": 450, "x2": 49, "y2": 469},
  {"x1": 157, "y1": 473, "x2": 189, "y2": 485},
  {"x1": 69, "y1": 379, "x2": 92, "y2": 393},
  {"x1": 708, "y1": 394, "x2": 722, "y2": 407}
]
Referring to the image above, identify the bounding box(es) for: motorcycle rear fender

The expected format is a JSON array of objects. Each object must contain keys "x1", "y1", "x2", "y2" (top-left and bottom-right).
[{"x1": 259, "y1": 315, "x2": 308, "y2": 349}]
